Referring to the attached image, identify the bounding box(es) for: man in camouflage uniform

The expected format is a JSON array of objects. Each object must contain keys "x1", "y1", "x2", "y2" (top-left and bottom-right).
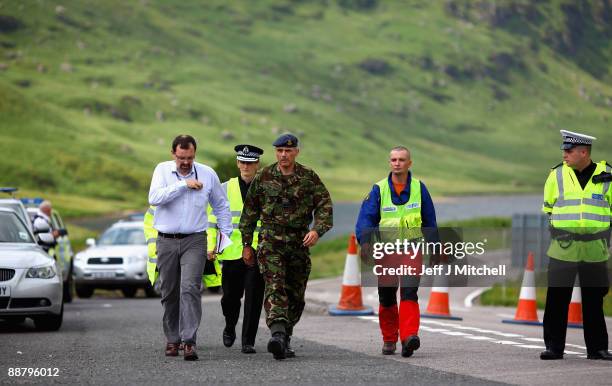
[{"x1": 239, "y1": 133, "x2": 333, "y2": 360}]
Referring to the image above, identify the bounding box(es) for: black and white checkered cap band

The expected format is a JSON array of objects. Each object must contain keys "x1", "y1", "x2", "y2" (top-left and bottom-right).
[
  {"x1": 237, "y1": 155, "x2": 259, "y2": 162},
  {"x1": 563, "y1": 136, "x2": 592, "y2": 145}
]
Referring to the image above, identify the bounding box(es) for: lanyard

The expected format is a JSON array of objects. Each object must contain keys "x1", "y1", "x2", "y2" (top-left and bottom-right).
[{"x1": 174, "y1": 167, "x2": 198, "y2": 181}]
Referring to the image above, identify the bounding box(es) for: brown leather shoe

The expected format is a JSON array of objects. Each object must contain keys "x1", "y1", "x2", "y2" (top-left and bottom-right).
[
  {"x1": 382, "y1": 341, "x2": 396, "y2": 355},
  {"x1": 165, "y1": 343, "x2": 179, "y2": 357},
  {"x1": 184, "y1": 344, "x2": 198, "y2": 361}
]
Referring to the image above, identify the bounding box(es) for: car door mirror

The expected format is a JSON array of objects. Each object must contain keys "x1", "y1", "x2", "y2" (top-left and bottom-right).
[{"x1": 86, "y1": 238, "x2": 96, "y2": 247}]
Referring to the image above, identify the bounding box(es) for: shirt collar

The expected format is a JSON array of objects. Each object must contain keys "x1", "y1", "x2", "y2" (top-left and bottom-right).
[{"x1": 171, "y1": 162, "x2": 195, "y2": 178}]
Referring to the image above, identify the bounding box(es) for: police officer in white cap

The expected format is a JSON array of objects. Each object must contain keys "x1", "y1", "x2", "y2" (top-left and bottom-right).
[
  {"x1": 207, "y1": 144, "x2": 266, "y2": 354},
  {"x1": 541, "y1": 130, "x2": 612, "y2": 360}
]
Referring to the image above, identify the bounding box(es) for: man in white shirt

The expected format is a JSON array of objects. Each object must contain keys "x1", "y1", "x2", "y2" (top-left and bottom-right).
[{"x1": 148, "y1": 134, "x2": 232, "y2": 361}]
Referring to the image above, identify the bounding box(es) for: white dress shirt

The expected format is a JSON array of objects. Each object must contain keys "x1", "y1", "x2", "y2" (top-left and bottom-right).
[{"x1": 148, "y1": 161, "x2": 232, "y2": 236}]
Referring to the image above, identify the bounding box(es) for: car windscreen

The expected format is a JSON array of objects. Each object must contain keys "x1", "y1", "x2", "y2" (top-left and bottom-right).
[
  {"x1": 0, "y1": 202, "x2": 29, "y2": 227},
  {"x1": 98, "y1": 227, "x2": 145, "y2": 246},
  {"x1": 0, "y1": 212, "x2": 35, "y2": 243}
]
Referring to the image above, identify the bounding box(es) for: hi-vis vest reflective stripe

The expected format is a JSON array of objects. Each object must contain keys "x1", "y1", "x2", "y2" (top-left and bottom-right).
[
  {"x1": 207, "y1": 177, "x2": 260, "y2": 261},
  {"x1": 543, "y1": 161, "x2": 612, "y2": 262},
  {"x1": 376, "y1": 176, "x2": 423, "y2": 240},
  {"x1": 144, "y1": 206, "x2": 222, "y2": 287}
]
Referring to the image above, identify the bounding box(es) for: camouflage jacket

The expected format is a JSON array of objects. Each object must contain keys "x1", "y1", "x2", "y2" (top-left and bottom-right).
[{"x1": 239, "y1": 162, "x2": 333, "y2": 245}]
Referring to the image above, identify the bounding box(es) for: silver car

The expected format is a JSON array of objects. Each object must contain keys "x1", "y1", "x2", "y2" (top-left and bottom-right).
[
  {"x1": 73, "y1": 221, "x2": 155, "y2": 298},
  {"x1": 0, "y1": 208, "x2": 63, "y2": 331}
]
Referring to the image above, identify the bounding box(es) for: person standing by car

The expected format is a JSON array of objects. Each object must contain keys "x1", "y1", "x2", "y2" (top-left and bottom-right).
[
  {"x1": 207, "y1": 144, "x2": 265, "y2": 354},
  {"x1": 32, "y1": 200, "x2": 63, "y2": 253},
  {"x1": 148, "y1": 134, "x2": 232, "y2": 361}
]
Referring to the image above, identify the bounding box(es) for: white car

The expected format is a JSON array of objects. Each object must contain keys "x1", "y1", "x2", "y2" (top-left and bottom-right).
[
  {"x1": 0, "y1": 207, "x2": 63, "y2": 331},
  {"x1": 73, "y1": 220, "x2": 155, "y2": 298}
]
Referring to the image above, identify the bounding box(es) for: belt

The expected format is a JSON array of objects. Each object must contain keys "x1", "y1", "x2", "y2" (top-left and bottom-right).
[
  {"x1": 158, "y1": 231, "x2": 205, "y2": 239},
  {"x1": 550, "y1": 227, "x2": 610, "y2": 242}
]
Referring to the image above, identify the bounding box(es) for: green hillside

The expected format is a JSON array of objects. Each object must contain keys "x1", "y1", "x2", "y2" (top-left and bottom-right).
[{"x1": 0, "y1": 0, "x2": 611, "y2": 216}]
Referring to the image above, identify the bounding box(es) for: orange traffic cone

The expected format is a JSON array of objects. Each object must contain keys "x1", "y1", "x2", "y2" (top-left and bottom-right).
[
  {"x1": 329, "y1": 234, "x2": 374, "y2": 316},
  {"x1": 502, "y1": 252, "x2": 542, "y2": 326},
  {"x1": 422, "y1": 268, "x2": 462, "y2": 321},
  {"x1": 567, "y1": 276, "x2": 583, "y2": 329}
]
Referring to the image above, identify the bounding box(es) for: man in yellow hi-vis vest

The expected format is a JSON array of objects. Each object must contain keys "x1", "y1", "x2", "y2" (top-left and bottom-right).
[
  {"x1": 355, "y1": 146, "x2": 438, "y2": 358},
  {"x1": 208, "y1": 144, "x2": 265, "y2": 354},
  {"x1": 541, "y1": 130, "x2": 612, "y2": 361}
]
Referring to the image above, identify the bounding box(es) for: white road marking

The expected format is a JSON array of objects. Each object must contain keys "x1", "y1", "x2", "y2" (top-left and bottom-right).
[
  {"x1": 492, "y1": 340, "x2": 521, "y2": 345},
  {"x1": 358, "y1": 313, "x2": 587, "y2": 356},
  {"x1": 515, "y1": 344, "x2": 546, "y2": 349},
  {"x1": 521, "y1": 337, "x2": 543, "y2": 342},
  {"x1": 466, "y1": 336, "x2": 496, "y2": 341},
  {"x1": 441, "y1": 331, "x2": 472, "y2": 336},
  {"x1": 565, "y1": 343, "x2": 587, "y2": 350},
  {"x1": 464, "y1": 288, "x2": 488, "y2": 308}
]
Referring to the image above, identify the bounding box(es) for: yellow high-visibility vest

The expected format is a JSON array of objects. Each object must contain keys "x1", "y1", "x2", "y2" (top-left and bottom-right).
[
  {"x1": 542, "y1": 161, "x2": 612, "y2": 262},
  {"x1": 207, "y1": 177, "x2": 260, "y2": 260},
  {"x1": 376, "y1": 176, "x2": 423, "y2": 241}
]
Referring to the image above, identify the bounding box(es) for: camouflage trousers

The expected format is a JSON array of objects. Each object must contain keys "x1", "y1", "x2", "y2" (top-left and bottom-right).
[{"x1": 257, "y1": 238, "x2": 311, "y2": 336}]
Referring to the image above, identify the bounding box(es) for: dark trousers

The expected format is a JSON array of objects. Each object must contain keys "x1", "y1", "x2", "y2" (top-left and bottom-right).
[
  {"x1": 543, "y1": 258, "x2": 609, "y2": 355},
  {"x1": 378, "y1": 275, "x2": 420, "y2": 306},
  {"x1": 221, "y1": 258, "x2": 265, "y2": 346}
]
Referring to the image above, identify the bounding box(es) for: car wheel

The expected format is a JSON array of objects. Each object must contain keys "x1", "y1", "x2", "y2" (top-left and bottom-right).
[
  {"x1": 122, "y1": 287, "x2": 138, "y2": 298},
  {"x1": 63, "y1": 263, "x2": 74, "y2": 303},
  {"x1": 34, "y1": 304, "x2": 63, "y2": 331},
  {"x1": 207, "y1": 285, "x2": 221, "y2": 294},
  {"x1": 75, "y1": 284, "x2": 94, "y2": 299},
  {"x1": 144, "y1": 282, "x2": 160, "y2": 298}
]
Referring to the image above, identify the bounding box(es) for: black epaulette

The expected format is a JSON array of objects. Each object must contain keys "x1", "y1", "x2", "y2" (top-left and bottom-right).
[{"x1": 551, "y1": 162, "x2": 563, "y2": 170}]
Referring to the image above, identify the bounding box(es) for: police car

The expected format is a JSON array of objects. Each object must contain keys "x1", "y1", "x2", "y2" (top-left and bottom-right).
[
  {"x1": 0, "y1": 207, "x2": 63, "y2": 331},
  {"x1": 0, "y1": 188, "x2": 33, "y2": 233},
  {"x1": 73, "y1": 220, "x2": 155, "y2": 298}
]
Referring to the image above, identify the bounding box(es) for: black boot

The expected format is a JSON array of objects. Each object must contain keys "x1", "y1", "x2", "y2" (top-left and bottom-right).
[
  {"x1": 587, "y1": 350, "x2": 612, "y2": 360},
  {"x1": 401, "y1": 335, "x2": 420, "y2": 358},
  {"x1": 285, "y1": 335, "x2": 295, "y2": 358},
  {"x1": 267, "y1": 332, "x2": 287, "y2": 360},
  {"x1": 540, "y1": 349, "x2": 563, "y2": 360},
  {"x1": 223, "y1": 326, "x2": 236, "y2": 348}
]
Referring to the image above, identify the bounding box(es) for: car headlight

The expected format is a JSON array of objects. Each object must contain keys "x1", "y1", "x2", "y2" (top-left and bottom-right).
[
  {"x1": 128, "y1": 255, "x2": 146, "y2": 264},
  {"x1": 26, "y1": 264, "x2": 57, "y2": 279},
  {"x1": 74, "y1": 254, "x2": 86, "y2": 263}
]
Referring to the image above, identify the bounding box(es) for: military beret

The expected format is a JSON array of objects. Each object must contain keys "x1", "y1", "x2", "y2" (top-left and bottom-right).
[
  {"x1": 234, "y1": 144, "x2": 264, "y2": 162},
  {"x1": 560, "y1": 129, "x2": 596, "y2": 150},
  {"x1": 272, "y1": 133, "x2": 298, "y2": 148}
]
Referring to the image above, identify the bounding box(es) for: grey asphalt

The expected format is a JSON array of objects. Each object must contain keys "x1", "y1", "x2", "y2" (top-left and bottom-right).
[
  {"x1": 305, "y1": 276, "x2": 612, "y2": 386},
  {"x1": 0, "y1": 294, "x2": 505, "y2": 385}
]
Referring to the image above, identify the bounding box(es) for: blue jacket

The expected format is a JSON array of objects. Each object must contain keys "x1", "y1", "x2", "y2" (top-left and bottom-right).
[{"x1": 355, "y1": 172, "x2": 438, "y2": 244}]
